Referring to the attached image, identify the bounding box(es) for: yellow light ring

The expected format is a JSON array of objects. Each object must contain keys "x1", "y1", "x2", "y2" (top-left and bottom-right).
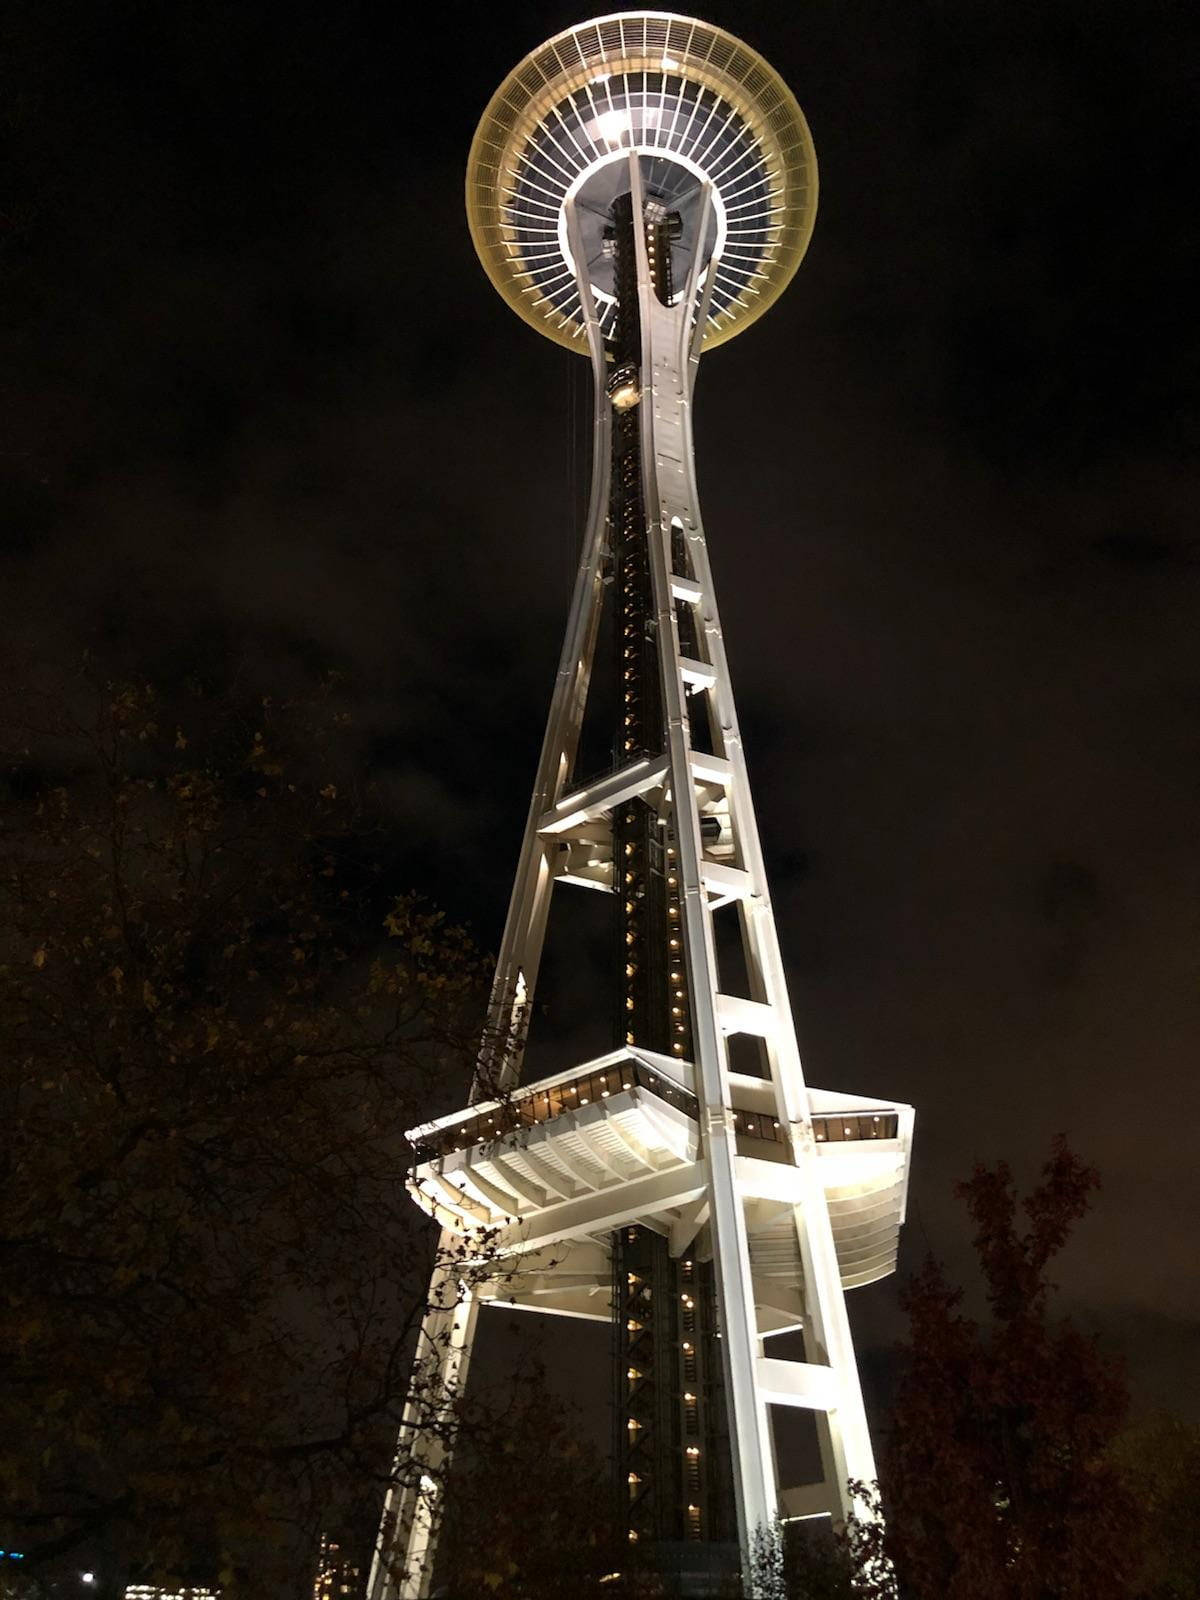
[{"x1": 466, "y1": 12, "x2": 818, "y2": 353}]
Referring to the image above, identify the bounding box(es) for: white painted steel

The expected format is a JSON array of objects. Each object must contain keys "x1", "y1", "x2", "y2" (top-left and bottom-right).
[
  {"x1": 627, "y1": 155, "x2": 780, "y2": 1557},
  {"x1": 366, "y1": 1257, "x2": 479, "y2": 1600},
  {"x1": 469, "y1": 214, "x2": 612, "y2": 1100},
  {"x1": 373, "y1": 79, "x2": 912, "y2": 1600}
]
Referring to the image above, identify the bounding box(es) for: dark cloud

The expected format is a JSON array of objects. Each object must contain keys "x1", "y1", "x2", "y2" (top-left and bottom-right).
[{"x1": 3, "y1": 0, "x2": 1197, "y2": 1424}]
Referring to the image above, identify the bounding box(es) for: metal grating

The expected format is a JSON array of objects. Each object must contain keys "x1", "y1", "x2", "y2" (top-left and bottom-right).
[{"x1": 466, "y1": 10, "x2": 817, "y2": 353}]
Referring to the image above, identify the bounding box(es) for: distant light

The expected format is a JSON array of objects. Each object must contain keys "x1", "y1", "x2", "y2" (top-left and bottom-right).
[{"x1": 82, "y1": 1576, "x2": 97, "y2": 1587}]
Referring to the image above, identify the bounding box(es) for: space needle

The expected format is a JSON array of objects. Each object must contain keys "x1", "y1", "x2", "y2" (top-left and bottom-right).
[{"x1": 369, "y1": 14, "x2": 914, "y2": 1596}]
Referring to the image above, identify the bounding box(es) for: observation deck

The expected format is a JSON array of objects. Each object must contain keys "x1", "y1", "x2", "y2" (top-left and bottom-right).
[
  {"x1": 466, "y1": 11, "x2": 818, "y2": 351},
  {"x1": 407, "y1": 1050, "x2": 913, "y2": 1331}
]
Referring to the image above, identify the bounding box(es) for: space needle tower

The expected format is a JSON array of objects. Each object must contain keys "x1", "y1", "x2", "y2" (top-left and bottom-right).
[{"x1": 370, "y1": 14, "x2": 914, "y2": 1596}]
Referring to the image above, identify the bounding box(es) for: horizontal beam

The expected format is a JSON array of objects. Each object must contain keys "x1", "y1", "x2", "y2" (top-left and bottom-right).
[
  {"x1": 690, "y1": 750, "x2": 733, "y2": 787},
  {"x1": 489, "y1": 1162, "x2": 707, "y2": 1257},
  {"x1": 539, "y1": 756, "x2": 669, "y2": 834},
  {"x1": 701, "y1": 859, "x2": 754, "y2": 904},
  {"x1": 756, "y1": 1356, "x2": 841, "y2": 1411},
  {"x1": 670, "y1": 573, "x2": 703, "y2": 602},
  {"x1": 716, "y1": 991, "x2": 777, "y2": 1038},
  {"x1": 679, "y1": 656, "x2": 718, "y2": 691}
]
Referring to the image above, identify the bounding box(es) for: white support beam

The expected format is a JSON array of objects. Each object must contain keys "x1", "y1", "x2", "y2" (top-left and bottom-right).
[
  {"x1": 487, "y1": 1155, "x2": 547, "y2": 1210},
  {"x1": 679, "y1": 656, "x2": 718, "y2": 691},
  {"x1": 735, "y1": 1155, "x2": 805, "y2": 1203},
  {"x1": 670, "y1": 573, "x2": 703, "y2": 603},
  {"x1": 489, "y1": 1162, "x2": 707, "y2": 1258},
  {"x1": 568, "y1": 1112, "x2": 638, "y2": 1182},
  {"x1": 539, "y1": 755, "x2": 669, "y2": 834},
  {"x1": 426, "y1": 1173, "x2": 491, "y2": 1224},
  {"x1": 756, "y1": 1357, "x2": 842, "y2": 1412},
  {"x1": 606, "y1": 1113, "x2": 665, "y2": 1173},
  {"x1": 701, "y1": 859, "x2": 754, "y2": 905},
  {"x1": 669, "y1": 1191, "x2": 710, "y2": 1256},
  {"x1": 716, "y1": 992, "x2": 778, "y2": 1038},
  {"x1": 460, "y1": 1164, "x2": 524, "y2": 1219},
  {"x1": 517, "y1": 1146, "x2": 578, "y2": 1201},
  {"x1": 689, "y1": 750, "x2": 734, "y2": 788},
  {"x1": 537, "y1": 1129, "x2": 610, "y2": 1191}
]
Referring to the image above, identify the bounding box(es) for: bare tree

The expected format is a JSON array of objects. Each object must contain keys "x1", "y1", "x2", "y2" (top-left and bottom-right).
[{"x1": 0, "y1": 672, "x2": 495, "y2": 1593}]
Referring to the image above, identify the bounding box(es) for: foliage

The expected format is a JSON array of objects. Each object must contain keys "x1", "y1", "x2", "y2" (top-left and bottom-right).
[
  {"x1": 0, "y1": 674, "x2": 491, "y2": 1591},
  {"x1": 844, "y1": 1139, "x2": 1142, "y2": 1600},
  {"x1": 1109, "y1": 1413, "x2": 1200, "y2": 1600}
]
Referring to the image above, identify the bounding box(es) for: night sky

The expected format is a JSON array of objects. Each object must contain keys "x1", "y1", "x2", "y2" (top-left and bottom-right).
[{"x1": 4, "y1": 0, "x2": 1198, "y2": 1441}]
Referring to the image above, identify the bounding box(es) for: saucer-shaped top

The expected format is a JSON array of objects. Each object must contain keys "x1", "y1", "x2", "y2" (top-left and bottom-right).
[{"x1": 466, "y1": 12, "x2": 818, "y2": 353}]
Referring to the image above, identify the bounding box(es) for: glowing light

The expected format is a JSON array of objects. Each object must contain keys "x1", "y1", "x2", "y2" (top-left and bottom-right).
[{"x1": 594, "y1": 109, "x2": 631, "y2": 145}]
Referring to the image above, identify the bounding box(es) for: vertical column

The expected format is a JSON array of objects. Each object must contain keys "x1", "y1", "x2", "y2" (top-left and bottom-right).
[
  {"x1": 678, "y1": 483, "x2": 881, "y2": 1517},
  {"x1": 624, "y1": 156, "x2": 780, "y2": 1571},
  {"x1": 473, "y1": 348, "x2": 612, "y2": 1099},
  {"x1": 367, "y1": 1252, "x2": 480, "y2": 1600}
]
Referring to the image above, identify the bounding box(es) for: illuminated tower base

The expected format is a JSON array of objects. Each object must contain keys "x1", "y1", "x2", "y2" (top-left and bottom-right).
[{"x1": 369, "y1": 17, "x2": 913, "y2": 1598}]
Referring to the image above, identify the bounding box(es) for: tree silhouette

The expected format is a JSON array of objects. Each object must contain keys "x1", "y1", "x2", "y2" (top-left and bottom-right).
[
  {"x1": 846, "y1": 1139, "x2": 1143, "y2": 1600},
  {"x1": 0, "y1": 673, "x2": 492, "y2": 1593}
]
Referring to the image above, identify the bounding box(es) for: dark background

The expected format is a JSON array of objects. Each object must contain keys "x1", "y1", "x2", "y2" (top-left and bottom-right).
[{"x1": 4, "y1": 0, "x2": 1197, "y2": 1463}]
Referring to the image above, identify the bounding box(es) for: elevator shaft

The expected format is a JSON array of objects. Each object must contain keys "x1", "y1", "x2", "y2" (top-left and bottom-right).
[{"x1": 607, "y1": 189, "x2": 736, "y2": 1580}]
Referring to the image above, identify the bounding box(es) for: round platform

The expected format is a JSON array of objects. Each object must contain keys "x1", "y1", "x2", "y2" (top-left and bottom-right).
[{"x1": 466, "y1": 12, "x2": 818, "y2": 353}]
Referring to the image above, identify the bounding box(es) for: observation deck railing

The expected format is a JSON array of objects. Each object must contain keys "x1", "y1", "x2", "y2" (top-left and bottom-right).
[
  {"x1": 410, "y1": 1055, "x2": 697, "y2": 1164},
  {"x1": 410, "y1": 1053, "x2": 899, "y2": 1165}
]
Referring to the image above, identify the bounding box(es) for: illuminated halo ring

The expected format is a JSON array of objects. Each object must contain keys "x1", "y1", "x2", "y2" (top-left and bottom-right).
[{"x1": 467, "y1": 11, "x2": 818, "y2": 353}]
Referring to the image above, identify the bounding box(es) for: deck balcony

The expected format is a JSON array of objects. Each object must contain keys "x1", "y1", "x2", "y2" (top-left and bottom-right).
[{"x1": 406, "y1": 1049, "x2": 913, "y2": 1313}]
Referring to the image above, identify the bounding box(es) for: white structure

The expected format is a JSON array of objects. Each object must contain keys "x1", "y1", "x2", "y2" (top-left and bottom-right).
[{"x1": 370, "y1": 15, "x2": 913, "y2": 1597}]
